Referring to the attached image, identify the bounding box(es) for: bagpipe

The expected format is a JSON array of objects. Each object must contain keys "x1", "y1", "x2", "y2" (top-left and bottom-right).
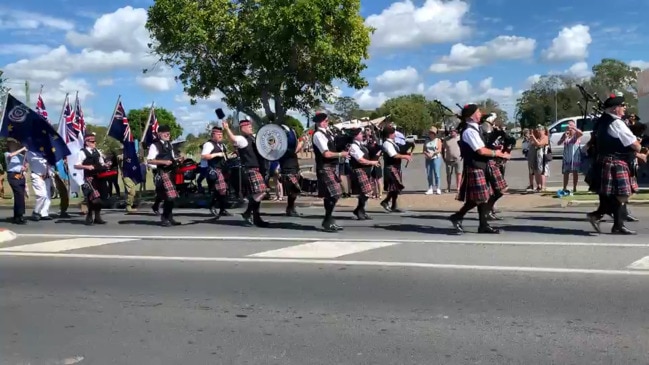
[
  {"x1": 432, "y1": 99, "x2": 462, "y2": 134},
  {"x1": 576, "y1": 84, "x2": 605, "y2": 117}
]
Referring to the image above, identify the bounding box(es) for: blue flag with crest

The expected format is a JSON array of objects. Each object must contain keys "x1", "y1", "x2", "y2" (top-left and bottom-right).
[{"x1": 1, "y1": 94, "x2": 71, "y2": 165}]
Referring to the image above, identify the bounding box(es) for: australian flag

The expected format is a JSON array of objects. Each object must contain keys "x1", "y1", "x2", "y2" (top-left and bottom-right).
[
  {"x1": 1, "y1": 94, "x2": 71, "y2": 165},
  {"x1": 107, "y1": 100, "x2": 143, "y2": 184},
  {"x1": 142, "y1": 107, "x2": 159, "y2": 147},
  {"x1": 36, "y1": 94, "x2": 48, "y2": 122}
]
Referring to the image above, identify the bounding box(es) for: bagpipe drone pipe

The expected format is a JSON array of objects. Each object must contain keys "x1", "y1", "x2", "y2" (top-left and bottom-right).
[{"x1": 328, "y1": 126, "x2": 356, "y2": 152}]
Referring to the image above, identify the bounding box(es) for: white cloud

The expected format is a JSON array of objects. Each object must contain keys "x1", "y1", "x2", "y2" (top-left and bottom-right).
[
  {"x1": 97, "y1": 78, "x2": 114, "y2": 86},
  {"x1": 630, "y1": 60, "x2": 649, "y2": 70},
  {"x1": 429, "y1": 35, "x2": 536, "y2": 73},
  {"x1": 366, "y1": 0, "x2": 471, "y2": 51},
  {"x1": 565, "y1": 61, "x2": 592, "y2": 79},
  {"x1": 0, "y1": 9, "x2": 74, "y2": 31},
  {"x1": 136, "y1": 66, "x2": 177, "y2": 92},
  {"x1": 0, "y1": 44, "x2": 51, "y2": 56},
  {"x1": 542, "y1": 24, "x2": 591, "y2": 62},
  {"x1": 374, "y1": 66, "x2": 419, "y2": 92},
  {"x1": 524, "y1": 74, "x2": 542, "y2": 88}
]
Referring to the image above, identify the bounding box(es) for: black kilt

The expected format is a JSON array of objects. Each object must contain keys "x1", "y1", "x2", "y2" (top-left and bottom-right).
[
  {"x1": 317, "y1": 166, "x2": 343, "y2": 199},
  {"x1": 82, "y1": 176, "x2": 103, "y2": 200}
]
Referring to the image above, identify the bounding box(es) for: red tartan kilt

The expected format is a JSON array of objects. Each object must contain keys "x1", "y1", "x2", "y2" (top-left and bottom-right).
[
  {"x1": 457, "y1": 167, "x2": 491, "y2": 203},
  {"x1": 599, "y1": 157, "x2": 638, "y2": 196},
  {"x1": 487, "y1": 160, "x2": 508, "y2": 192},
  {"x1": 281, "y1": 173, "x2": 301, "y2": 194},
  {"x1": 83, "y1": 176, "x2": 102, "y2": 200},
  {"x1": 245, "y1": 168, "x2": 267, "y2": 195},
  {"x1": 210, "y1": 168, "x2": 228, "y2": 195},
  {"x1": 155, "y1": 171, "x2": 179, "y2": 199},
  {"x1": 383, "y1": 165, "x2": 404, "y2": 192},
  {"x1": 317, "y1": 167, "x2": 343, "y2": 198},
  {"x1": 352, "y1": 168, "x2": 373, "y2": 196}
]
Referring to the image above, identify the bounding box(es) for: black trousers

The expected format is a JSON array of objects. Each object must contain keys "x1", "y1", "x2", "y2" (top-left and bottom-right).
[{"x1": 8, "y1": 173, "x2": 26, "y2": 217}]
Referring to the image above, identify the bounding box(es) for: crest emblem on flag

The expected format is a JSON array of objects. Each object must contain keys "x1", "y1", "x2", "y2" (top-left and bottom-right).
[{"x1": 8, "y1": 105, "x2": 28, "y2": 123}]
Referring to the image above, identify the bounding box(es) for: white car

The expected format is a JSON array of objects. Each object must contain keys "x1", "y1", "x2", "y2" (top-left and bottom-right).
[{"x1": 547, "y1": 116, "x2": 596, "y2": 157}]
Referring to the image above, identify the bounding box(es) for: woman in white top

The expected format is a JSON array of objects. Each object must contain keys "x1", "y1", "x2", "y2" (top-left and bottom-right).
[{"x1": 423, "y1": 126, "x2": 443, "y2": 194}]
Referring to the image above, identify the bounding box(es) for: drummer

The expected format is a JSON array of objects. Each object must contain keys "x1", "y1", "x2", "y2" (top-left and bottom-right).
[
  {"x1": 222, "y1": 119, "x2": 269, "y2": 227},
  {"x1": 147, "y1": 125, "x2": 181, "y2": 227},
  {"x1": 273, "y1": 115, "x2": 305, "y2": 217},
  {"x1": 200, "y1": 125, "x2": 232, "y2": 218}
]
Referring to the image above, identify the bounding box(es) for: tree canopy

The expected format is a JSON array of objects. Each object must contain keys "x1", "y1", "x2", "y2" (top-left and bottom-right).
[
  {"x1": 515, "y1": 58, "x2": 641, "y2": 129},
  {"x1": 146, "y1": 0, "x2": 373, "y2": 127},
  {"x1": 126, "y1": 107, "x2": 183, "y2": 141}
]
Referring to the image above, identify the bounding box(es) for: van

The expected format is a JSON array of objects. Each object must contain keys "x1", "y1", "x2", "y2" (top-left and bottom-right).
[{"x1": 547, "y1": 116, "x2": 596, "y2": 158}]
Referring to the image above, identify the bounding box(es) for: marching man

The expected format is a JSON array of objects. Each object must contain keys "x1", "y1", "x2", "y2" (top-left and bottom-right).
[{"x1": 348, "y1": 128, "x2": 380, "y2": 220}]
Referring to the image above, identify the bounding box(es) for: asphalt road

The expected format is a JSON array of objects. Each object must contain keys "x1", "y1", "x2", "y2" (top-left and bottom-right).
[{"x1": 2, "y1": 206, "x2": 649, "y2": 364}]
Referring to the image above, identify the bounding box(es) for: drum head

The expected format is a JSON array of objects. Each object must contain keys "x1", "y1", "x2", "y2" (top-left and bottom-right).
[{"x1": 256, "y1": 124, "x2": 288, "y2": 161}]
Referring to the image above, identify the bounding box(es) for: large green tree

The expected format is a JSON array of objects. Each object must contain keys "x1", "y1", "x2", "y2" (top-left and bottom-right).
[
  {"x1": 145, "y1": 0, "x2": 373, "y2": 127},
  {"x1": 476, "y1": 98, "x2": 509, "y2": 124},
  {"x1": 377, "y1": 94, "x2": 433, "y2": 135},
  {"x1": 333, "y1": 96, "x2": 360, "y2": 121},
  {"x1": 126, "y1": 107, "x2": 183, "y2": 142}
]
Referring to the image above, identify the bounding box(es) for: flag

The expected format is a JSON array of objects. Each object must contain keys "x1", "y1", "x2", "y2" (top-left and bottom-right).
[
  {"x1": 36, "y1": 94, "x2": 48, "y2": 122},
  {"x1": 1, "y1": 94, "x2": 71, "y2": 165},
  {"x1": 73, "y1": 93, "x2": 86, "y2": 147},
  {"x1": 61, "y1": 96, "x2": 77, "y2": 144},
  {"x1": 142, "y1": 106, "x2": 159, "y2": 147},
  {"x1": 107, "y1": 100, "x2": 143, "y2": 184}
]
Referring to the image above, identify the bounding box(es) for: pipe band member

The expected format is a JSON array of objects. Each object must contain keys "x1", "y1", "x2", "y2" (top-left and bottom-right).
[
  {"x1": 587, "y1": 93, "x2": 647, "y2": 235},
  {"x1": 147, "y1": 125, "x2": 181, "y2": 227},
  {"x1": 312, "y1": 112, "x2": 346, "y2": 232},
  {"x1": 74, "y1": 134, "x2": 108, "y2": 226},
  {"x1": 201, "y1": 125, "x2": 232, "y2": 218},
  {"x1": 449, "y1": 104, "x2": 510, "y2": 234},
  {"x1": 278, "y1": 125, "x2": 305, "y2": 217},
  {"x1": 222, "y1": 119, "x2": 269, "y2": 227},
  {"x1": 380, "y1": 125, "x2": 411, "y2": 213},
  {"x1": 348, "y1": 128, "x2": 380, "y2": 220}
]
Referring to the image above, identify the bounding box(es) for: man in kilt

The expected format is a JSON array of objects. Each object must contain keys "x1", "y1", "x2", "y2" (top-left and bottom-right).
[
  {"x1": 449, "y1": 104, "x2": 510, "y2": 234},
  {"x1": 481, "y1": 113, "x2": 515, "y2": 220},
  {"x1": 200, "y1": 125, "x2": 232, "y2": 218},
  {"x1": 312, "y1": 112, "x2": 348, "y2": 232},
  {"x1": 74, "y1": 134, "x2": 108, "y2": 226},
  {"x1": 147, "y1": 125, "x2": 181, "y2": 227},
  {"x1": 379, "y1": 125, "x2": 412, "y2": 213},
  {"x1": 586, "y1": 93, "x2": 647, "y2": 235},
  {"x1": 348, "y1": 128, "x2": 381, "y2": 220},
  {"x1": 277, "y1": 125, "x2": 305, "y2": 217},
  {"x1": 222, "y1": 119, "x2": 269, "y2": 227}
]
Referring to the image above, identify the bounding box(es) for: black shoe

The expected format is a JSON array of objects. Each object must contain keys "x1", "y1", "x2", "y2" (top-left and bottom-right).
[
  {"x1": 612, "y1": 226, "x2": 636, "y2": 235},
  {"x1": 487, "y1": 212, "x2": 502, "y2": 221},
  {"x1": 241, "y1": 212, "x2": 254, "y2": 227},
  {"x1": 84, "y1": 216, "x2": 94, "y2": 226},
  {"x1": 40, "y1": 216, "x2": 53, "y2": 221},
  {"x1": 58, "y1": 212, "x2": 71, "y2": 219},
  {"x1": 380, "y1": 201, "x2": 391, "y2": 212},
  {"x1": 219, "y1": 210, "x2": 232, "y2": 217},
  {"x1": 626, "y1": 215, "x2": 639, "y2": 222},
  {"x1": 587, "y1": 213, "x2": 601, "y2": 233},
  {"x1": 449, "y1": 214, "x2": 464, "y2": 233},
  {"x1": 168, "y1": 218, "x2": 181, "y2": 226},
  {"x1": 94, "y1": 218, "x2": 107, "y2": 225},
  {"x1": 390, "y1": 207, "x2": 404, "y2": 213},
  {"x1": 353, "y1": 209, "x2": 365, "y2": 220},
  {"x1": 478, "y1": 225, "x2": 500, "y2": 234},
  {"x1": 12, "y1": 217, "x2": 26, "y2": 225},
  {"x1": 31, "y1": 214, "x2": 41, "y2": 221},
  {"x1": 322, "y1": 220, "x2": 337, "y2": 232},
  {"x1": 285, "y1": 209, "x2": 301, "y2": 217},
  {"x1": 152, "y1": 205, "x2": 160, "y2": 215},
  {"x1": 160, "y1": 219, "x2": 172, "y2": 227}
]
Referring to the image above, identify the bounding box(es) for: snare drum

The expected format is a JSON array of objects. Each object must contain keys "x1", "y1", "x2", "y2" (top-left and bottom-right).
[
  {"x1": 175, "y1": 164, "x2": 197, "y2": 185},
  {"x1": 299, "y1": 171, "x2": 318, "y2": 194}
]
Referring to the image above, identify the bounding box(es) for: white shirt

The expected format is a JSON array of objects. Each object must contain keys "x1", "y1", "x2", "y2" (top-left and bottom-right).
[
  {"x1": 201, "y1": 141, "x2": 227, "y2": 158},
  {"x1": 461, "y1": 122, "x2": 486, "y2": 151},
  {"x1": 75, "y1": 148, "x2": 104, "y2": 168},
  {"x1": 312, "y1": 128, "x2": 330, "y2": 153},
  {"x1": 349, "y1": 141, "x2": 366, "y2": 161},
  {"x1": 606, "y1": 114, "x2": 637, "y2": 147},
  {"x1": 146, "y1": 142, "x2": 176, "y2": 161},
  {"x1": 27, "y1": 151, "x2": 51, "y2": 176},
  {"x1": 382, "y1": 139, "x2": 398, "y2": 158},
  {"x1": 231, "y1": 135, "x2": 248, "y2": 149},
  {"x1": 394, "y1": 131, "x2": 406, "y2": 145}
]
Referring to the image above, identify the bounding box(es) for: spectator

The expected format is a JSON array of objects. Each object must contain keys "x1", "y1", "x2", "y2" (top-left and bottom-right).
[
  {"x1": 423, "y1": 126, "x2": 442, "y2": 195},
  {"x1": 558, "y1": 120, "x2": 583, "y2": 195},
  {"x1": 442, "y1": 128, "x2": 462, "y2": 192},
  {"x1": 526, "y1": 125, "x2": 550, "y2": 192}
]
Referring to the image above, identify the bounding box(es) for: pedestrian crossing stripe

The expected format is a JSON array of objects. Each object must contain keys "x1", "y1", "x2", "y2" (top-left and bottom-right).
[
  {"x1": 248, "y1": 241, "x2": 401, "y2": 259},
  {"x1": 0, "y1": 238, "x2": 137, "y2": 253}
]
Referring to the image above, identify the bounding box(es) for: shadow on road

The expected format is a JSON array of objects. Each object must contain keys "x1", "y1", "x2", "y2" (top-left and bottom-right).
[{"x1": 373, "y1": 223, "x2": 459, "y2": 236}]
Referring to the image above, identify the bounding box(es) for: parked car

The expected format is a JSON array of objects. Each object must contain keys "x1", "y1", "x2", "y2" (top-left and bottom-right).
[{"x1": 547, "y1": 116, "x2": 596, "y2": 157}]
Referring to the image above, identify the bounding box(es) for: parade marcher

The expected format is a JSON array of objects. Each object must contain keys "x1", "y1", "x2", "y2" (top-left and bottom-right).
[
  {"x1": 222, "y1": 119, "x2": 269, "y2": 227},
  {"x1": 380, "y1": 125, "x2": 412, "y2": 213},
  {"x1": 312, "y1": 112, "x2": 347, "y2": 232},
  {"x1": 449, "y1": 104, "x2": 510, "y2": 234},
  {"x1": 27, "y1": 149, "x2": 53, "y2": 220},
  {"x1": 74, "y1": 135, "x2": 108, "y2": 225},
  {"x1": 277, "y1": 121, "x2": 305, "y2": 217},
  {"x1": 481, "y1": 113, "x2": 515, "y2": 220},
  {"x1": 4, "y1": 139, "x2": 28, "y2": 224},
  {"x1": 117, "y1": 150, "x2": 138, "y2": 213},
  {"x1": 147, "y1": 125, "x2": 181, "y2": 227},
  {"x1": 200, "y1": 125, "x2": 232, "y2": 218},
  {"x1": 348, "y1": 128, "x2": 380, "y2": 220},
  {"x1": 587, "y1": 94, "x2": 647, "y2": 234}
]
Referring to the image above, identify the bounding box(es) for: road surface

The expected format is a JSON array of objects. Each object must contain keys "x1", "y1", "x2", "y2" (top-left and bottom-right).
[{"x1": 2, "y1": 206, "x2": 649, "y2": 364}]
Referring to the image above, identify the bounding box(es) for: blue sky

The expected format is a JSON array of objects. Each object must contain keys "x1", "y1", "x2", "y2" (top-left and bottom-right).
[{"x1": 1, "y1": 0, "x2": 648, "y2": 137}]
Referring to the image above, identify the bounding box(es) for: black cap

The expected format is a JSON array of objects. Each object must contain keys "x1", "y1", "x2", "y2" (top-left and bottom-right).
[
  {"x1": 158, "y1": 125, "x2": 171, "y2": 133},
  {"x1": 603, "y1": 93, "x2": 625, "y2": 108},
  {"x1": 312, "y1": 112, "x2": 328, "y2": 124},
  {"x1": 349, "y1": 128, "x2": 363, "y2": 137},
  {"x1": 461, "y1": 104, "x2": 478, "y2": 119}
]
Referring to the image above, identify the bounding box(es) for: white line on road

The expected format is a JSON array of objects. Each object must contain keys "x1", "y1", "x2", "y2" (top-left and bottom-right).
[
  {"x1": 1, "y1": 251, "x2": 649, "y2": 276},
  {"x1": 627, "y1": 256, "x2": 649, "y2": 270},
  {"x1": 248, "y1": 241, "x2": 401, "y2": 258},
  {"x1": 13, "y1": 233, "x2": 649, "y2": 248},
  {"x1": 0, "y1": 238, "x2": 137, "y2": 253}
]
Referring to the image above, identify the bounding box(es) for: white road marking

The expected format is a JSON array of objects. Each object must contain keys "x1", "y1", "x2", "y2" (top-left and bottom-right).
[
  {"x1": 627, "y1": 256, "x2": 649, "y2": 270},
  {"x1": 248, "y1": 241, "x2": 401, "y2": 258},
  {"x1": 0, "y1": 238, "x2": 137, "y2": 253},
  {"x1": 1, "y1": 251, "x2": 649, "y2": 276},
  {"x1": 13, "y1": 233, "x2": 649, "y2": 248}
]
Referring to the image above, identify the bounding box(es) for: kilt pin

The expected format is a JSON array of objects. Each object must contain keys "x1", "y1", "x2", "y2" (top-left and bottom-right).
[
  {"x1": 245, "y1": 167, "x2": 267, "y2": 195},
  {"x1": 208, "y1": 167, "x2": 228, "y2": 196},
  {"x1": 384, "y1": 165, "x2": 404, "y2": 192},
  {"x1": 83, "y1": 176, "x2": 102, "y2": 200},
  {"x1": 317, "y1": 166, "x2": 343, "y2": 199},
  {"x1": 599, "y1": 156, "x2": 638, "y2": 197},
  {"x1": 457, "y1": 160, "x2": 507, "y2": 204},
  {"x1": 353, "y1": 168, "x2": 374, "y2": 196},
  {"x1": 154, "y1": 171, "x2": 179, "y2": 199}
]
